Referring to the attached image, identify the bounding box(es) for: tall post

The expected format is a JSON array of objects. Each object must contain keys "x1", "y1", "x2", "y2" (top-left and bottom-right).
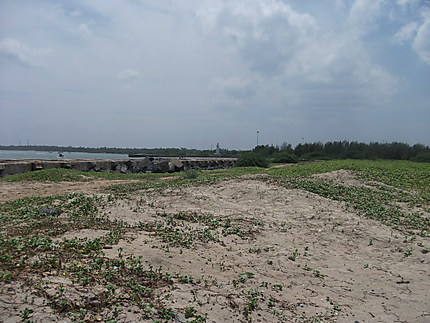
[{"x1": 256, "y1": 131, "x2": 259, "y2": 147}]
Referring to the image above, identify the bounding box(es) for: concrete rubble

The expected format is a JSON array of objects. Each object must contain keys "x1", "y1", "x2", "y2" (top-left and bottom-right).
[{"x1": 0, "y1": 158, "x2": 237, "y2": 178}]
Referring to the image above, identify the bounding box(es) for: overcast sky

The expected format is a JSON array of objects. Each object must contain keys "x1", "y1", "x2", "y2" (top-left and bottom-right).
[{"x1": 1, "y1": 0, "x2": 429, "y2": 149}]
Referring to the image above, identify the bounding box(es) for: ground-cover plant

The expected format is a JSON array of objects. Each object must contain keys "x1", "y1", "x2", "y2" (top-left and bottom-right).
[
  {"x1": 0, "y1": 194, "x2": 105, "y2": 235},
  {"x1": 266, "y1": 160, "x2": 430, "y2": 235},
  {"x1": 268, "y1": 159, "x2": 356, "y2": 177},
  {"x1": 0, "y1": 194, "x2": 209, "y2": 321},
  {"x1": 353, "y1": 161, "x2": 430, "y2": 200},
  {"x1": 0, "y1": 189, "x2": 267, "y2": 321},
  {"x1": 269, "y1": 159, "x2": 430, "y2": 195},
  {"x1": 105, "y1": 166, "x2": 267, "y2": 194},
  {"x1": 1, "y1": 159, "x2": 428, "y2": 322},
  {"x1": 269, "y1": 159, "x2": 429, "y2": 211},
  {"x1": 0, "y1": 168, "x2": 96, "y2": 182},
  {"x1": 139, "y1": 211, "x2": 262, "y2": 249},
  {"x1": 0, "y1": 194, "x2": 127, "y2": 278},
  {"x1": 30, "y1": 255, "x2": 177, "y2": 321}
]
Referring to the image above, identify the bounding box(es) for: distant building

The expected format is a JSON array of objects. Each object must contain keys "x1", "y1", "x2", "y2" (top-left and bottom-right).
[{"x1": 215, "y1": 143, "x2": 221, "y2": 155}]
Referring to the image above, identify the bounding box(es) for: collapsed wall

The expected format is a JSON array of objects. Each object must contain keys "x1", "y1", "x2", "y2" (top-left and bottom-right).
[{"x1": 0, "y1": 158, "x2": 237, "y2": 178}]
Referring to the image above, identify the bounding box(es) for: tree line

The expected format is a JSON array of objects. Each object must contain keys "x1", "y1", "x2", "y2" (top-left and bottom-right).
[
  {"x1": 252, "y1": 141, "x2": 430, "y2": 161},
  {"x1": 1, "y1": 141, "x2": 429, "y2": 161}
]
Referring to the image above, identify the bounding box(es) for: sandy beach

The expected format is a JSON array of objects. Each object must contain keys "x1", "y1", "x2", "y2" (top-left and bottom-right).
[{"x1": 0, "y1": 169, "x2": 429, "y2": 322}]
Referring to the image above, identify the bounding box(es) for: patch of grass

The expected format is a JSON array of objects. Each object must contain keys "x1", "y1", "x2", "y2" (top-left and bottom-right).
[
  {"x1": 271, "y1": 177, "x2": 429, "y2": 234},
  {"x1": 0, "y1": 168, "x2": 94, "y2": 182},
  {"x1": 268, "y1": 160, "x2": 430, "y2": 233},
  {"x1": 269, "y1": 159, "x2": 430, "y2": 197},
  {"x1": 268, "y1": 159, "x2": 356, "y2": 177}
]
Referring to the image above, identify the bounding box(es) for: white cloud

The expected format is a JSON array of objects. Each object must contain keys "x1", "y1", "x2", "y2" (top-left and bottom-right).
[
  {"x1": 412, "y1": 16, "x2": 430, "y2": 64},
  {"x1": 393, "y1": 9, "x2": 430, "y2": 65},
  {"x1": 211, "y1": 76, "x2": 254, "y2": 100},
  {"x1": 197, "y1": 0, "x2": 316, "y2": 77},
  {"x1": 396, "y1": 0, "x2": 421, "y2": 7},
  {"x1": 117, "y1": 69, "x2": 140, "y2": 80},
  {"x1": 70, "y1": 9, "x2": 82, "y2": 17},
  {"x1": 347, "y1": 0, "x2": 385, "y2": 36},
  {"x1": 0, "y1": 38, "x2": 53, "y2": 67},
  {"x1": 198, "y1": 0, "x2": 399, "y2": 111},
  {"x1": 393, "y1": 22, "x2": 418, "y2": 43},
  {"x1": 77, "y1": 23, "x2": 91, "y2": 36}
]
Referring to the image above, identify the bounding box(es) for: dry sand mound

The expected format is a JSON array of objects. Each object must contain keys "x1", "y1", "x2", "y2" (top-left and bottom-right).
[
  {"x1": 312, "y1": 169, "x2": 369, "y2": 187},
  {"x1": 1, "y1": 176, "x2": 429, "y2": 322}
]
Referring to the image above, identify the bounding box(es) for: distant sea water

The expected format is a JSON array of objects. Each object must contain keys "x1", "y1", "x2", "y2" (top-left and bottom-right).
[{"x1": 0, "y1": 150, "x2": 130, "y2": 160}]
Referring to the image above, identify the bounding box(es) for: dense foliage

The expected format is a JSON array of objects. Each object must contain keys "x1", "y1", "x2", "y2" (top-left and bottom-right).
[
  {"x1": 411, "y1": 152, "x2": 430, "y2": 162},
  {"x1": 271, "y1": 151, "x2": 298, "y2": 163},
  {"x1": 236, "y1": 152, "x2": 269, "y2": 168},
  {"x1": 253, "y1": 141, "x2": 430, "y2": 161}
]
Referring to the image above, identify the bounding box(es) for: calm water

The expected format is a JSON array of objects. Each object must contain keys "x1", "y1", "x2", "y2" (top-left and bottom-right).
[{"x1": 0, "y1": 150, "x2": 130, "y2": 160}]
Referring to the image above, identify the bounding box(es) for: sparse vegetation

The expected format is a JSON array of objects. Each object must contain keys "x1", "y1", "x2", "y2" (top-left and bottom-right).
[{"x1": 0, "y1": 159, "x2": 429, "y2": 322}]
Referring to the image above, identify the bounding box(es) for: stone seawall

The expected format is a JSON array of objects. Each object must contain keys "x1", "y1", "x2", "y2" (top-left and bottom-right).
[{"x1": 0, "y1": 158, "x2": 237, "y2": 178}]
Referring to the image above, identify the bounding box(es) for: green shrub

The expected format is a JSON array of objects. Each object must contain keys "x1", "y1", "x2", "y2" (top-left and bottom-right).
[
  {"x1": 411, "y1": 152, "x2": 430, "y2": 162},
  {"x1": 271, "y1": 152, "x2": 298, "y2": 163},
  {"x1": 236, "y1": 153, "x2": 269, "y2": 168},
  {"x1": 183, "y1": 169, "x2": 199, "y2": 179},
  {"x1": 301, "y1": 151, "x2": 333, "y2": 160}
]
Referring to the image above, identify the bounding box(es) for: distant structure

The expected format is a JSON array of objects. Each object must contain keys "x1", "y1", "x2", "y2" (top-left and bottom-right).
[{"x1": 215, "y1": 143, "x2": 221, "y2": 155}]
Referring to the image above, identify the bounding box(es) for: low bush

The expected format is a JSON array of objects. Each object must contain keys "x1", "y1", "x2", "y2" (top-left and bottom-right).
[
  {"x1": 411, "y1": 152, "x2": 430, "y2": 162},
  {"x1": 236, "y1": 153, "x2": 269, "y2": 168},
  {"x1": 271, "y1": 152, "x2": 298, "y2": 163},
  {"x1": 183, "y1": 169, "x2": 199, "y2": 179},
  {"x1": 301, "y1": 151, "x2": 333, "y2": 160}
]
